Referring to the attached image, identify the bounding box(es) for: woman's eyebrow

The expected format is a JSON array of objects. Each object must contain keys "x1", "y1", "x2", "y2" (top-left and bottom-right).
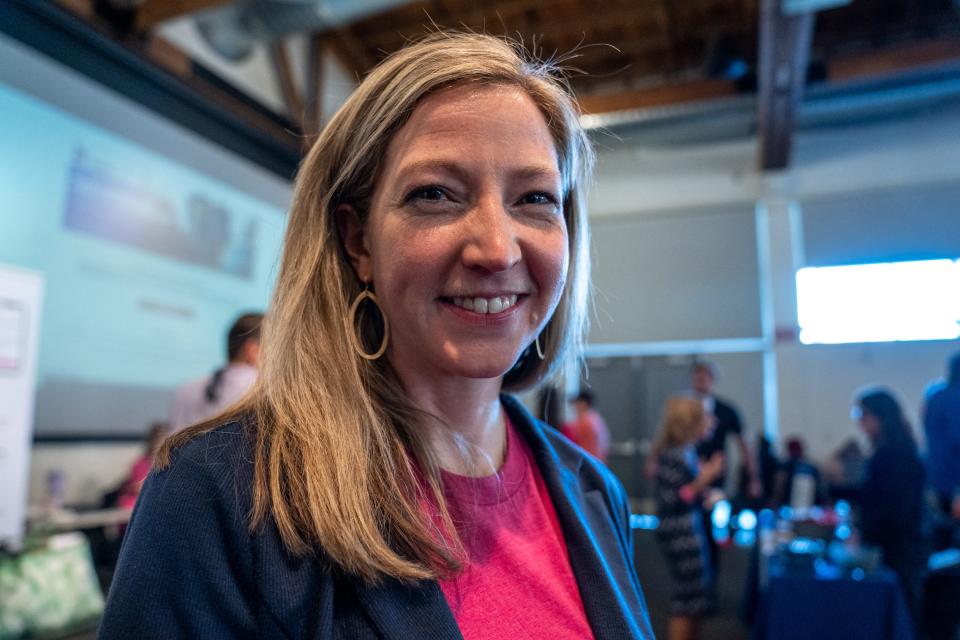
[
  {"x1": 395, "y1": 159, "x2": 560, "y2": 184},
  {"x1": 507, "y1": 165, "x2": 562, "y2": 184},
  {"x1": 394, "y1": 159, "x2": 469, "y2": 184}
]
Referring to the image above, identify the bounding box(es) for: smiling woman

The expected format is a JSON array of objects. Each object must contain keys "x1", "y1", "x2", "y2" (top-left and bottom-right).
[{"x1": 99, "y1": 32, "x2": 654, "y2": 640}]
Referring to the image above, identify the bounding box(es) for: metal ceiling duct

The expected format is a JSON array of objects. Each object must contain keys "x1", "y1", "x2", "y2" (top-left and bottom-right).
[{"x1": 195, "y1": 0, "x2": 409, "y2": 61}]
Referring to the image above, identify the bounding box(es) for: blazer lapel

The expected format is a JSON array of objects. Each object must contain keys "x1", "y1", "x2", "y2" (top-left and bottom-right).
[
  {"x1": 352, "y1": 576, "x2": 463, "y2": 640},
  {"x1": 503, "y1": 395, "x2": 654, "y2": 640}
]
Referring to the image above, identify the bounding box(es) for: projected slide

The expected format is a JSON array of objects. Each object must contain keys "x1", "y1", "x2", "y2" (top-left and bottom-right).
[
  {"x1": 64, "y1": 149, "x2": 257, "y2": 279},
  {"x1": 0, "y1": 82, "x2": 288, "y2": 435}
]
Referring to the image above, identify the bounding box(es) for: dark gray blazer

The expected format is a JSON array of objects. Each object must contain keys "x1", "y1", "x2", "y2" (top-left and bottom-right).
[{"x1": 99, "y1": 395, "x2": 654, "y2": 639}]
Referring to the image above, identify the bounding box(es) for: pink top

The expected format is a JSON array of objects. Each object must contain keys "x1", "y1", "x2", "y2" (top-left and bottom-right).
[
  {"x1": 437, "y1": 416, "x2": 595, "y2": 640},
  {"x1": 561, "y1": 410, "x2": 611, "y2": 462},
  {"x1": 118, "y1": 454, "x2": 153, "y2": 509}
]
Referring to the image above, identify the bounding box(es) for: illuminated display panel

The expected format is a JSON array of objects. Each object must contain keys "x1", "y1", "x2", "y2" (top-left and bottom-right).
[{"x1": 796, "y1": 259, "x2": 960, "y2": 344}]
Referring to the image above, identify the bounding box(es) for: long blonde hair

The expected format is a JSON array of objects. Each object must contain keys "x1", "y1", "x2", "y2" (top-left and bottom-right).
[
  {"x1": 158, "y1": 32, "x2": 594, "y2": 584},
  {"x1": 656, "y1": 395, "x2": 707, "y2": 449}
]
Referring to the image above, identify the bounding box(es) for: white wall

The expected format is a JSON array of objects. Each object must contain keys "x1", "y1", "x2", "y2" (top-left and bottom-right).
[{"x1": 590, "y1": 206, "x2": 761, "y2": 344}]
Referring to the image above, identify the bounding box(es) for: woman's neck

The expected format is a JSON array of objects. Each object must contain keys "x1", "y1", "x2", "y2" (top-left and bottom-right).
[{"x1": 400, "y1": 374, "x2": 507, "y2": 477}]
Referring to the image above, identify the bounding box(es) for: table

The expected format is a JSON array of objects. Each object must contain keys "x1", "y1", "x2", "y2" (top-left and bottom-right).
[
  {"x1": 0, "y1": 532, "x2": 104, "y2": 637},
  {"x1": 754, "y1": 562, "x2": 915, "y2": 640},
  {"x1": 26, "y1": 506, "x2": 132, "y2": 532}
]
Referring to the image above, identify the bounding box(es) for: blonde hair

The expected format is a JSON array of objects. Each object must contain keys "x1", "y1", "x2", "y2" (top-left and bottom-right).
[
  {"x1": 656, "y1": 395, "x2": 706, "y2": 449},
  {"x1": 158, "y1": 32, "x2": 594, "y2": 584}
]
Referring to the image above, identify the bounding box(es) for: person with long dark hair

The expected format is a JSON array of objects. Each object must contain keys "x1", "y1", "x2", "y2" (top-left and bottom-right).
[
  {"x1": 169, "y1": 312, "x2": 262, "y2": 431},
  {"x1": 854, "y1": 388, "x2": 928, "y2": 627}
]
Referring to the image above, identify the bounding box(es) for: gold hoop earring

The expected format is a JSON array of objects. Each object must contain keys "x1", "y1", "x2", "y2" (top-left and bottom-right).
[
  {"x1": 535, "y1": 334, "x2": 546, "y2": 360},
  {"x1": 347, "y1": 284, "x2": 389, "y2": 360}
]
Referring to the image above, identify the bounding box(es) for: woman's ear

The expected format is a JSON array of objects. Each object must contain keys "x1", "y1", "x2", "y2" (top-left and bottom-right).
[{"x1": 336, "y1": 204, "x2": 372, "y2": 282}]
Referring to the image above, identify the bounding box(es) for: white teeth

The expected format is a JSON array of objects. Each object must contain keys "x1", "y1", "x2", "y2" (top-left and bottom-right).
[{"x1": 451, "y1": 295, "x2": 519, "y2": 314}]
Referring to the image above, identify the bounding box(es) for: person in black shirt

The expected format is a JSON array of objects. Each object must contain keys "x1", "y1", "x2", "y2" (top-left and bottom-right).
[{"x1": 691, "y1": 362, "x2": 761, "y2": 498}]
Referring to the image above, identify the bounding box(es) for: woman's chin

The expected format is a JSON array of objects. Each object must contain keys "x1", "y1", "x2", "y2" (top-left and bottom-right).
[
  {"x1": 449, "y1": 361, "x2": 517, "y2": 381},
  {"x1": 440, "y1": 351, "x2": 524, "y2": 382}
]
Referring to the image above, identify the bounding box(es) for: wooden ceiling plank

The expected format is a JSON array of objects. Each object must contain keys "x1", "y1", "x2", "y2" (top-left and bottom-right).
[
  {"x1": 756, "y1": 0, "x2": 814, "y2": 171},
  {"x1": 578, "y1": 78, "x2": 738, "y2": 114},
  {"x1": 134, "y1": 0, "x2": 232, "y2": 32}
]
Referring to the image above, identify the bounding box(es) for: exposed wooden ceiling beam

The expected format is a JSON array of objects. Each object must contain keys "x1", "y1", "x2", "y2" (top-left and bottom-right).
[
  {"x1": 756, "y1": 0, "x2": 815, "y2": 170},
  {"x1": 56, "y1": 0, "x2": 94, "y2": 19},
  {"x1": 322, "y1": 28, "x2": 376, "y2": 80},
  {"x1": 304, "y1": 34, "x2": 325, "y2": 139},
  {"x1": 143, "y1": 33, "x2": 193, "y2": 78},
  {"x1": 134, "y1": 0, "x2": 232, "y2": 31},
  {"x1": 658, "y1": 0, "x2": 682, "y2": 73},
  {"x1": 577, "y1": 78, "x2": 738, "y2": 115},
  {"x1": 828, "y1": 37, "x2": 960, "y2": 82},
  {"x1": 268, "y1": 42, "x2": 304, "y2": 125}
]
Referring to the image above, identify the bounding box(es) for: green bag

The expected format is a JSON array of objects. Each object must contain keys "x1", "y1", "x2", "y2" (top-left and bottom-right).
[{"x1": 0, "y1": 533, "x2": 104, "y2": 639}]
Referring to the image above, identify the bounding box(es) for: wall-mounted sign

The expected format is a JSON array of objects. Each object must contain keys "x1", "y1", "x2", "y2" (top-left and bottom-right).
[{"x1": 0, "y1": 264, "x2": 43, "y2": 549}]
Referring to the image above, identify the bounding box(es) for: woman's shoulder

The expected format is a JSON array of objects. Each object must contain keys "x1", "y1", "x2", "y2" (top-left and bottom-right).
[
  {"x1": 150, "y1": 419, "x2": 257, "y2": 514},
  {"x1": 167, "y1": 419, "x2": 253, "y2": 465}
]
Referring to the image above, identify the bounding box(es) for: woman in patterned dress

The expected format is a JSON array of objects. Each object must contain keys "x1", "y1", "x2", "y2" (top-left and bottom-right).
[{"x1": 654, "y1": 395, "x2": 725, "y2": 640}]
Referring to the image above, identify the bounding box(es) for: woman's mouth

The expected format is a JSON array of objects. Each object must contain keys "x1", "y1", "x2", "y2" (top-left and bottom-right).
[{"x1": 447, "y1": 294, "x2": 520, "y2": 315}]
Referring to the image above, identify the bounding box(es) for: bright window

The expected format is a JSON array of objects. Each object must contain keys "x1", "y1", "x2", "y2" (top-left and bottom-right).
[{"x1": 796, "y1": 259, "x2": 960, "y2": 344}]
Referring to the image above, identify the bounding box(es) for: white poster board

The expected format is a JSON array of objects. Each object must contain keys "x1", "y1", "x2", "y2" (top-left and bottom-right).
[{"x1": 0, "y1": 264, "x2": 43, "y2": 548}]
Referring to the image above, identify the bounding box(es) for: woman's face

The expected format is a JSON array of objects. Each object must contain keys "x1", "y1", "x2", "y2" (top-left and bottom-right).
[{"x1": 342, "y1": 84, "x2": 568, "y2": 385}]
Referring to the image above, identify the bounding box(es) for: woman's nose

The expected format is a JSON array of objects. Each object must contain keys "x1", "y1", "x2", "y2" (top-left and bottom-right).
[{"x1": 461, "y1": 198, "x2": 522, "y2": 274}]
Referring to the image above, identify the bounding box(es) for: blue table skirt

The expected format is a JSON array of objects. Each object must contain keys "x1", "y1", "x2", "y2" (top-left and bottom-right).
[{"x1": 754, "y1": 566, "x2": 915, "y2": 640}]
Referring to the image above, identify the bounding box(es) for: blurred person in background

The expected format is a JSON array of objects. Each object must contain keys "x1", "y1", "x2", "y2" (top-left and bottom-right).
[
  {"x1": 654, "y1": 395, "x2": 724, "y2": 640},
  {"x1": 116, "y1": 422, "x2": 170, "y2": 510},
  {"x1": 924, "y1": 351, "x2": 960, "y2": 522},
  {"x1": 169, "y1": 312, "x2": 262, "y2": 431},
  {"x1": 823, "y1": 437, "x2": 867, "y2": 501},
  {"x1": 690, "y1": 361, "x2": 760, "y2": 500},
  {"x1": 773, "y1": 437, "x2": 823, "y2": 509},
  {"x1": 854, "y1": 388, "x2": 928, "y2": 629},
  {"x1": 561, "y1": 389, "x2": 611, "y2": 462},
  {"x1": 751, "y1": 434, "x2": 780, "y2": 506}
]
